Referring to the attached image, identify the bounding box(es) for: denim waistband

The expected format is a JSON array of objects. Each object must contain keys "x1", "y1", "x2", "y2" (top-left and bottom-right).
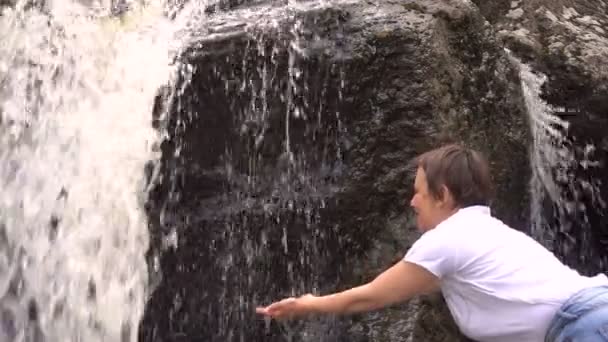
[{"x1": 545, "y1": 285, "x2": 608, "y2": 341}]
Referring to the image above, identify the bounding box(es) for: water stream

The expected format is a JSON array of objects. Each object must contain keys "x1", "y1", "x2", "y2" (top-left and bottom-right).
[
  {"x1": 1, "y1": 1, "x2": 353, "y2": 340},
  {"x1": 520, "y1": 62, "x2": 606, "y2": 273},
  {"x1": 0, "y1": 1, "x2": 180, "y2": 340},
  {"x1": 2, "y1": 1, "x2": 606, "y2": 341},
  {"x1": 140, "y1": 2, "x2": 355, "y2": 340}
]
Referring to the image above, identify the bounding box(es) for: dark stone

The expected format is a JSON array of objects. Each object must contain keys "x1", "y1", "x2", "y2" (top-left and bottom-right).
[
  {"x1": 27, "y1": 299, "x2": 38, "y2": 322},
  {"x1": 110, "y1": 0, "x2": 130, "y2": 16},
  {"x1": 164, "y1": 0, "x2": 284, "y2": 18},
  {"x1": 140, "y1": 1, "x2": 530, "y2": 341},
  {"x1": 0, "y1": 0, "x2": 14, "y2": 8},
  {"x1": 473, "y1": 0, "x2": 608, "y2": 274},
  {"x1": 49, "y1": 215, "x2": 60, "y2": 242}
]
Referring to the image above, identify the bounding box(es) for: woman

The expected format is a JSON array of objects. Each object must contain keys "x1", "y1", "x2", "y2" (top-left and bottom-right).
[{"x1": 256, "y1": 144, "x2": 608, "y2": 341}]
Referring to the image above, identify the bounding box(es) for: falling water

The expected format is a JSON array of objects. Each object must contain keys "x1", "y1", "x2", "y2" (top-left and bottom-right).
[
  {"x1": 519, "y1": 62, "x2": 606, "y2": 271},
  {"x1": 0, "y1": 0, "x2": 185, "y2": 340},
  {"x1": 140, "y1": 2, "x2": 366, "y2": 340},
  {"x1": 0, "y1": 0, "x2": 363, "y2": 339},
  {"x1": 520, "y1": 63, "x2": 570, "y2": 246},
  {"x1": 1, "y1": 0, "x2": 477, "y2": 340}
]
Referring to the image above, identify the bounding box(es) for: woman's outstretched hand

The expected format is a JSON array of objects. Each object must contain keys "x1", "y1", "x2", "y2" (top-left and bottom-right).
[
  {"x1": 256, "y1": 294, "x2": 317, "y2": 320},
  {"x1": 255, "y1": 261, "x2": 436, "y2": 320}
]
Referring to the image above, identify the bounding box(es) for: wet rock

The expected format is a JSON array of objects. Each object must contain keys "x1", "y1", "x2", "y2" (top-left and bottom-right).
[
  {"x1": 141, "y1": 1, "x2": 530, "y2": 341},
  {"x1": 0, "y1": 0, "x2": 14, "y2": 8},
  {"x1": 164, "y1": 0, "x2": 284, "y2": 18},
  {"x1": 473, "y1": 0, "x2": 608, "y2": 274},
  {"x1": 0, "y1": 0, "x2": 15, "y2": 14}
]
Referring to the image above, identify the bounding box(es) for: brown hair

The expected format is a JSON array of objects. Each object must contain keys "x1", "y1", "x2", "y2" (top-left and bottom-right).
[{"x1": 411, "y1": 144, "x2": 494, "y2": 207}]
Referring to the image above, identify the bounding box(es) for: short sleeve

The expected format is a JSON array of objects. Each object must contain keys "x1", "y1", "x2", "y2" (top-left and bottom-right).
[{"x1": 404, "y1": 228, "x2": 458, "y2": 278}]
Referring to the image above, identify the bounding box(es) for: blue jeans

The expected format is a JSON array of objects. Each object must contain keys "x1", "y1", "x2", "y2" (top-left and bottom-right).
[{"x1": 546, "y1": 286, "x2": 608, "y2": 341}]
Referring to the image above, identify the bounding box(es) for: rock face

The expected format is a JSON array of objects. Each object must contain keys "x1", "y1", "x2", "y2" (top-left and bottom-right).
[
  {"x1": 0, "y1": 0, "x2": 13, "y2": 10},
  {"x1": 474, "y1": 0, "x2": 608, "y2": 275},
  {"x1": 140, "y1": 1, "x2": 530, "y2": 341}
]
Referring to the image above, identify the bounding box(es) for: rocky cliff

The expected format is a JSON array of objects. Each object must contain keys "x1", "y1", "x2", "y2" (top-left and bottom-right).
[
  {"x1": 140, "y1": 1, "x2": 531, "y2": 341},
  {"x1": 474, "y1": 0, "x2": 608, "y2": 275}
]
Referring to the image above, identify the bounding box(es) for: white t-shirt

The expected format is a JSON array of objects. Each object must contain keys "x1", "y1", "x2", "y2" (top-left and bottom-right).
[{"x1": 404, "y1": 206, "x2": 608, "y2": 342}]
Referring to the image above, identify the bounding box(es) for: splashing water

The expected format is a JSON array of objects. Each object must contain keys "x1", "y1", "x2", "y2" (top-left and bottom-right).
[
  {"x1": 138, "y1": 1, "x2": 366, "y2": 340},
  {"x1": 519, "y1": 62, "x2": 570, "y2": 245},
  {"x1": 519, "y1": 62, "x2": 606, "y2": 270},
  {"x1": 0, "y1": 0, "x2": 188, "y2": 340}
]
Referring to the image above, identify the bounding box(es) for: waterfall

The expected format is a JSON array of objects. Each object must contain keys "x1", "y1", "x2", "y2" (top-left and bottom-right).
[
  {"x1": 4, "y1": 0, "x2": 583, "y2": 340},
  {"x1": 519, "y1": 62, "x2": 606, "y2": 271},
  {"x1": 0, "y1": 0, "x2": 365, "y2": 340},
  {"x1": 519, "y1": 62, "x2": 569, "y2": 247},
  {"x1": 0, "y1": 0, "x2": 190, "y2": 340}
]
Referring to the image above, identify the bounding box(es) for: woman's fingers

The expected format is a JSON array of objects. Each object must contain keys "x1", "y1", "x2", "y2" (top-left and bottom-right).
[
  {"x1": 256, "y1": 297, "x2": 297, "y2": 318},
  {"x1": 268, "y1": 298, "x2": 295, "y2": 317},
  {"x1": 255, "y1": 307, "x2": 269, "y2": 315}
]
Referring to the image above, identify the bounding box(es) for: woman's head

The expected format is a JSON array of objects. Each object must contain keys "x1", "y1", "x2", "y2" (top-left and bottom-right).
[{"x1": 409, "y1": 144, "x2": 494, "y2": 231}]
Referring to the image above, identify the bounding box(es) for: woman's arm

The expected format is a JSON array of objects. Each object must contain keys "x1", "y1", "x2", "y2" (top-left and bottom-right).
[{"x1": 256, "y1": 260, "x2": 439, "y2": 319}]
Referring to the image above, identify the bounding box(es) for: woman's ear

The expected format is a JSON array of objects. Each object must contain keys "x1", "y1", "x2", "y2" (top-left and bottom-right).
[{"x1": 439, "y1": 185, "x2": 456, "y2": 209}]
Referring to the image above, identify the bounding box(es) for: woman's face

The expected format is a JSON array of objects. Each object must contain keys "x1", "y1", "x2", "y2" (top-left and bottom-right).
[{"x1": 410, "y1": 167, "x2": 455, "y2": 232}]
